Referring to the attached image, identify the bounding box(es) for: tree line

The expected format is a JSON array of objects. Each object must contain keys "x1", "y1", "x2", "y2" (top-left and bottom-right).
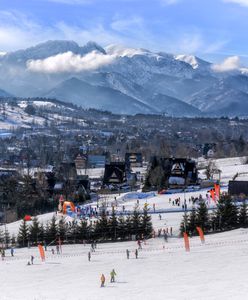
[
  {"x1": 16, "y1": 207, "x2": 153, "y2": 248},
  {"x1": 180, "y1": 194, "x2": 248, "y2": 236}
]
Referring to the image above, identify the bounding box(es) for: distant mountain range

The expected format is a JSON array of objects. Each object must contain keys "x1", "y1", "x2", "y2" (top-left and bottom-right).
[{"x1": 1, "y1": 40, "x2": 248, "y2": 117}]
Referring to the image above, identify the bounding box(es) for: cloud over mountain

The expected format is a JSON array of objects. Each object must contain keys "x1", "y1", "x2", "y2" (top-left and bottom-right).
[{"x1": 27, "y1": 51, "x2": 116, "y2": 73}]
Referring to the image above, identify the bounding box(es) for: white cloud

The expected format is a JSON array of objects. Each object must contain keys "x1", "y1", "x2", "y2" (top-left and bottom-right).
[
  {"x1": 212, "y1": 56, "x2": 240, "y2": 72},
  {"x1": 27, "y1": 51, "x2": 116, "y2": 73},
  {"x1": 223, "y1": 0, "x2": 248, "y2": 7}
]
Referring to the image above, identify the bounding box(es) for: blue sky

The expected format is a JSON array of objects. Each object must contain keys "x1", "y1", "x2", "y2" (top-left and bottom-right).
[{"x1": 0, "y1": 0, "x2": 248, "y2": 63}]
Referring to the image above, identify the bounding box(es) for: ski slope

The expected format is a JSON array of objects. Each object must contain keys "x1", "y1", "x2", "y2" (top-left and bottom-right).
[
  {"x1": 1, "y1": 156, "x2": 248, "y2": 299},
  {"x1": 1, "y1": 228, "x2": 248, "y2": 300}
]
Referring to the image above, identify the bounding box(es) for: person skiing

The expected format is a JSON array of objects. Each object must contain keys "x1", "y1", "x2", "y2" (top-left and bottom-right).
[
  {"x1": 126, "y1": 249, "x2": 130, "y2": 259},
  {"x1": 30, "y1": 255, "x2": 34, "y2": 265},
  {"x1": 56, "y1": 244, "x2": 60, "y2": 254},
  {"x1": 100, "y1": 274, "x2": 105, "y2": 287},
  {"x1": 88, "y1": 251, "x2": 91, "y2": 261},
  {"x1": 10, "y1": 247, "x2": 14, "y2": 257},
  {"x1": 135, "y1": 249, "x2": 138, "y2": 259},
  {"x1": 137, "y1": 240, "x2": 142, "y2": 249},
  {"x1": 51, "y1": 248, "x2": 55, "y2": 255},
  {"x1": 110, "y1": 269, "x2": 116, "y2": 282}
]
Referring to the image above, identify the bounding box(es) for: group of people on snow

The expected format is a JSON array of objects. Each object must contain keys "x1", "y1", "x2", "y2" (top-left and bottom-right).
[{"x1": 100, "y1": 269, "x2": 117, "y2": 287}]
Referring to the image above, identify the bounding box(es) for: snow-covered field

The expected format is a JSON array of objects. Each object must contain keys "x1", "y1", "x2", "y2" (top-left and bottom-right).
[
  {"x1": 1, "y1": 156, "x2": 248, "y2": 299},
  {"x1": 1, "y1": 228, "x2": 248, "y2": 300}
]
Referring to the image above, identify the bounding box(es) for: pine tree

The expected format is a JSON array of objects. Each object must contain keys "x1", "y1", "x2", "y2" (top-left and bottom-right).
[
  {"x1": 94, "y1": 210, "x2": 109, "y2": 240},
  {"x1": 140, "y1": 206, "x2": 153, "y2": 238},
  {"x1": 238, "y1": 201, "x2": 248, "y2": 228},
  {"x1": 11, "y1": 235, "x2": 16, "y2": 246},
  {"x1": 213, "y1": 195, "x2": 238, "y2": 231},
  {"x1": 188, "y1": 206, "x2": 197, "y2": 236},
  {"x1": 180, "y1": 213, "x2": 189, "y2": 236},
  {"x1": 58, "y1": 217, "x2": 67, "y2": 242},
  {"x1": 17, "y1": 220, "x2": 29, "y2": 247},
  {"x1": 4, "y1": 229, "x2": 10, "y2": 248},
  {"x1": 39, "y1": 223, "x2": 45, "y2": 243},
  {"x1": 68, "y1": 220, "x2": 78, "y2": 243},
  {"x1": 117, "y1": 215, "x2": 127, "y2": 240},
  {"x1": 77, "y1": 219, "x2": 89, "y2": 241},
  {"x1": 0, "y1": 228, "x2": 4, "y2": 245},
  {"x1": 29, "y1": 217, "x2": 41, "y2": 245},
  {"x1": 196, "y1": 201, "x2": 210, "y2": 233},
  {"x1": 131, "y1": 208, "x2": 142, "y2": 238},
  {"x1": 47, "y1": 215, "x2": 58, "y2": 243},
  {"x1": 109, "y1": 208, "x2": 118, "y2": 240}
]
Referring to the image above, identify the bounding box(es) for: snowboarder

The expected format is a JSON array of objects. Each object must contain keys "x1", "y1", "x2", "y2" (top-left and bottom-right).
[
  {"x1": 110, "y1": 269, "x2": 116, "y2": 282},
  {"x1": 10, "y1": 247, "x2": 14, "y2": 257},
  {"x1": 126, "y1": 249, "x2": 130, "y2": 259},
  {"x1": 100, "y1": 274, "x2": 105, "y2": 287},
  {"x1": 30, "y1": 255, "x2": 34, "y2": 265},
  {"x1": 88, "y1": 251, "x2": 91, "y2": 261},
  {"x1": 135, "y1": 249, "x2": 138, "y2": 259}
]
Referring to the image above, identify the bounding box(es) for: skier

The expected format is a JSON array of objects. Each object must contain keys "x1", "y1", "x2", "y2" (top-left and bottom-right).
[
  {"x1": 30, "y1": 255, "x2": 34, "y2": 265},
  {"x1": 126, "y1": 249, "x2": 130, "y2": 259},
  {"x1": 56, "y1": 244, "x2": 60, "y2": 254},
  {"x1": 88, "y1": 251, "x2": 91, "y2": 261},
  {"x1": 51, "y1": 249, "x2": 55, "y2": 255},
  {"x1": 137, "y1": 240, "x2": 142, "y2": 249},
  {"x1": 135, "y1": 249, "x2": 138, "y2": 259},
  {"x1": 10, "y1": 247, "x2": 14, "y2": 257},
  {"x1": 170, "y1": 227, "x2": 173, "y2": 236},
  {"x1": 159, "y1": 214, "x2": 162, "y2": 220},
  {"x1": 100, "y1": 274, "x2": 105, "y2": 287},
  {"x1": 110, "y1": 269, "x2": 116, "y2": 282}
]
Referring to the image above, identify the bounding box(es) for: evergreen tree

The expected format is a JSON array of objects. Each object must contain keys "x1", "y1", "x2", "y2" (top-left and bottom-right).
[
  {"x1": 0, "y1": 228, "x2": 4, "y2": 245},
  {"x1": 213, "y1": 195, "x2": 238, "y2": 231},
  {"x1": 125, "y1": 215, "x2": 132, "y2": 240},
  {"x1": 39, "y1": 223, "x2": 45, "y2": 243},
  {"x1": 77, "y1": 219, "x2": 89, "y2": 241},
  {"x1": 140, "y1": 206, "x2": 153, "y2": 238},
  {"x1": 58, "y1": 217, "x2": 67, "y2": 242},
  {"x1": 94, "y1": 210, "x2": 109, "y2": 240},
  {"x1": 238, "y1": 201, "x2": 248, "y2": 228},
  {"x1": 4, "y1": 229, "x2": 11, "y2": 248},
  {"x1": 109, "y1": 208, "x2": 118, "y2": 240},
  {"x1": 68, "y1": 220, "x2": 77, "y2": 243},
  {"x1": 196, "y1": 201, "x2": 210, "y2": 232},
  {"x1": 47, "y1": 215, "x2": 58, "y2": 243},
  {"x1": 11, "y1": 235, "x2": 16, "y2": 246},
  {"x1": 188, "y1": 206, "x2": 197, "y2": 236},
  {"x1": 117, "y1": 215, "x2": 127, "y2": 240},
  {"x1": 29, "y1": 217, "x2": 41, "y2": 245},
  {"x1": 17, "y1": 220, "x2": 29, "y2": 247},
  {"x1": 180, "y1": 213, "x2": 189, "y2": 236},
  {"x1": 131, "y1": 208, "x2": 142, "y2": 238}
]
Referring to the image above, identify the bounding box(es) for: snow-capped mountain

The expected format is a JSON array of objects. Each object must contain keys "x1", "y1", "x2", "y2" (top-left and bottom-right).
[{"x1": 0, "y1": 40, "x2": 248, "y2": 116}]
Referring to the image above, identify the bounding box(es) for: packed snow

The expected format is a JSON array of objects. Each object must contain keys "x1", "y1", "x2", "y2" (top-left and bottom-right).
[{"x1": 1, "y1": 156, "x2": 248, "y2": 299}]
